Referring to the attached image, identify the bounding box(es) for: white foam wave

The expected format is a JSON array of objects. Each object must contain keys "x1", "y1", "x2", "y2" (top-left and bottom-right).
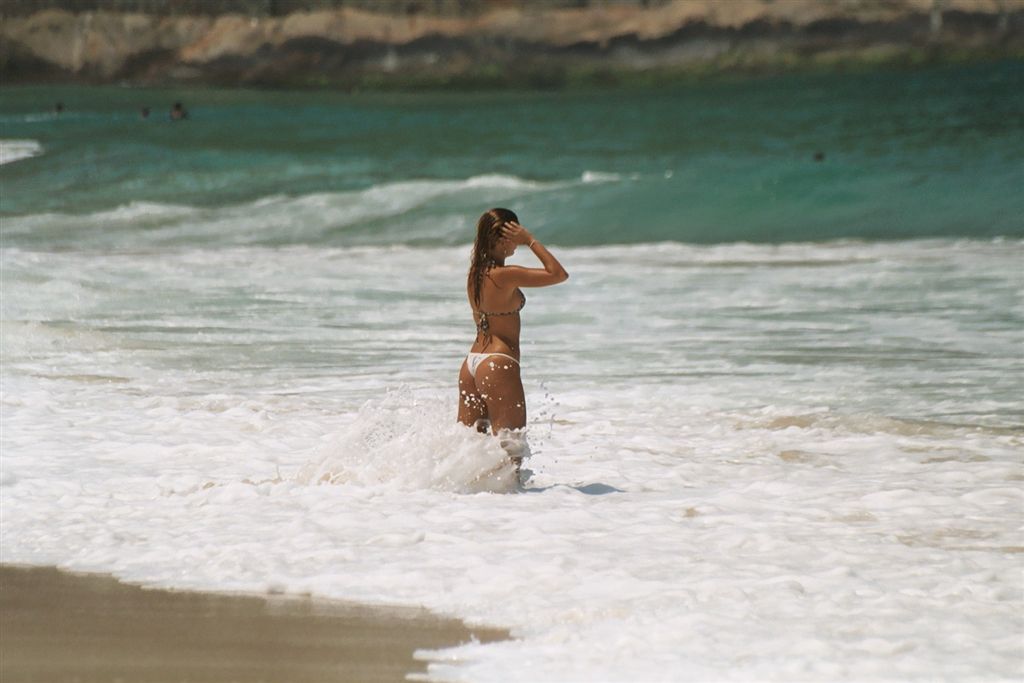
[
  {"x1": 580, "y1": 170, "x2": 622, "y2": 183},
  {"x1": 464, "y1": 173, "x2": 544, "y2": 189},
  {"x1": 2, "y1": 238, "x2": 1021, "y2": 682},
  {"x1": 294, "y1": 391, "x2": 521, "y2": 494},
  {"x1": 94, "y1": 201, "x2": 195, "y2": 222},
  {"x1": 0, "y1": 139, "x2": 43, "y2": 166},
  {"x1": 2, "y1": 173, "x2": 565, "y2": 246}
]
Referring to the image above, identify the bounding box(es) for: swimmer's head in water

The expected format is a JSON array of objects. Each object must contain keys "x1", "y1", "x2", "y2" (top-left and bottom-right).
[{"x1": 468, "y1": 208, "x2": 519, "y2": 305}]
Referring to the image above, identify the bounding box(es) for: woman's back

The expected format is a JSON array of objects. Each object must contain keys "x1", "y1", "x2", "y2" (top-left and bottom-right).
[{"x1": 469, "y1": 271, "x2": 524, "y2": 355}]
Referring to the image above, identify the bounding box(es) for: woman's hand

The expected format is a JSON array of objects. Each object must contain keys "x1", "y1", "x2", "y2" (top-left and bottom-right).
[
  {"x1": 491, "y1": 219, "x2": 568, "y2": 287},
  {"x1": 500, "y1": 221, "x2": 534, "y2": 246}
]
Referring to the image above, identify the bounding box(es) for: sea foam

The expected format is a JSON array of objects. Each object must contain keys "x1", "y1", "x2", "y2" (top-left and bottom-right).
[
  {"x1": 294, "y1": 390, "x2": 521, "y2": 494},
  {"x1": 2, "y1": 239, "x2": 1021, "y2": 682},
  {"x1": 1, "y1": 173, "x2": 574, "y2": 248},
  {"x1": 0, "y1": 139, "x2": 42, "y2": 165}
]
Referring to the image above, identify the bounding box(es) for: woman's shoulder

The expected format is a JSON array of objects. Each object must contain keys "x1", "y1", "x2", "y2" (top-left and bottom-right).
[
  {"x1": 484, "y1": 265, "x2": 511, "y2": 288},
  {"x1": 487, "y1": 265, "x2": 527, "y2": 287}
]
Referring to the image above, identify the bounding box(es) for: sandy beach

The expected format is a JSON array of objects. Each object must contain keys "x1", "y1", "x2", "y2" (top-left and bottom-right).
[{"x1": 0, "y1": 565, "x2": 507, "y2": 682}]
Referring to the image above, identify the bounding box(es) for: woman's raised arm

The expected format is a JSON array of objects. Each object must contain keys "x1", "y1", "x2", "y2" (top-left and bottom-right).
[{"x1": 494, "y1": 221, "x2": 568, "y2": 288}]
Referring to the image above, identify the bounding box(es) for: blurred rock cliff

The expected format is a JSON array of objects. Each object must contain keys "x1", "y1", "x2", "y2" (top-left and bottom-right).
[{"x1": 2, "y1": 0, "x2": 1022, "y2": 87}]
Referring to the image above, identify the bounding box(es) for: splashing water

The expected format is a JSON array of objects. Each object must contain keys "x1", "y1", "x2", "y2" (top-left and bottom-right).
[{"x1": 294, "y1": 390, "x2": 525, "y2": 494}]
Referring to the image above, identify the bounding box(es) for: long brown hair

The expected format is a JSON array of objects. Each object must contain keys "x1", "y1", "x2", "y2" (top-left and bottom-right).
[{"x1": 468, "y1": 207, "x2": 518, "y2": 307}]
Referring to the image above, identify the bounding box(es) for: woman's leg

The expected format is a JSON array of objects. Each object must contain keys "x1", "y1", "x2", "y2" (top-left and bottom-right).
[
  {"x1": 457, "y1": 361, "x2": 489, "y2": 431},
  {"x1": 474, "y1": 356, "x2": 526, "y2": 433}
]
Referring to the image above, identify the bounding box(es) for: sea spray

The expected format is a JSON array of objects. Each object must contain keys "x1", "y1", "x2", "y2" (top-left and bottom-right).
[{"x1": 294, "y1": 389, "x2": 522, "y2": 494}]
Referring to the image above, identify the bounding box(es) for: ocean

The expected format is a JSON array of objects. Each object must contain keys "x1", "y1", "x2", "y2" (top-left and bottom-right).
[{"x1": 2, "y1": 60, "x2": 1022, "y2": 681}]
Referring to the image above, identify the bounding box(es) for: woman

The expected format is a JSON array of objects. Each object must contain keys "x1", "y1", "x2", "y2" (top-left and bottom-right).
[{"x1": 458, "y1": 208, "x2": 568, "y2": 440}]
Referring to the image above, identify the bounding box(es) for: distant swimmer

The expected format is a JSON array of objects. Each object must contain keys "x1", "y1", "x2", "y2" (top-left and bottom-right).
[
  {"x1": 814, "y1": 151, "x2": 825, "y2": 162},
  {"x1": 54, "y1": 102, "x2": 64, "y2": 115},
  {"x1": 140, "y1": 106, "x2": 150, "y2": 119},
  {"x1": 170, "y1": 102, "x2": 189, "y2": 121},
  {"x1": 457, "y1": 209, "x2": 569, "y2": 474}
]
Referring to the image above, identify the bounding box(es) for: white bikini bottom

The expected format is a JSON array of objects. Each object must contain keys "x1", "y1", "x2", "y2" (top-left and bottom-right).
[{"x1": 465, "y1": 352, "x2": 519, "y2": 379}]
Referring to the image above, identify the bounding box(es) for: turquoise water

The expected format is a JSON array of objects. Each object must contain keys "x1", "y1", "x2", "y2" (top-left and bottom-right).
[{"x1": 2, "y1": 60, "x2": 1022, "y2": 246}]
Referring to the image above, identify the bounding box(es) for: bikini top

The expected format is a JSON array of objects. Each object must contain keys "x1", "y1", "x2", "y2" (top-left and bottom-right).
[{"x1": 476, "y1": 289, "x2": 526, "y2": 335}]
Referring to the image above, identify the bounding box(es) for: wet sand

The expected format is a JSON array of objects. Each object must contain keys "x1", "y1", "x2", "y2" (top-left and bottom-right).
[{"x1": 0, "y1": 565, "x2": 507, "y2": 682}]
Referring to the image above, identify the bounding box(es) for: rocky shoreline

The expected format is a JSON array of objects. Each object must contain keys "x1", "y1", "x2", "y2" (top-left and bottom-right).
[{"x1": 2, "y1": 0, "x2": 1022, "y2": 88}]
